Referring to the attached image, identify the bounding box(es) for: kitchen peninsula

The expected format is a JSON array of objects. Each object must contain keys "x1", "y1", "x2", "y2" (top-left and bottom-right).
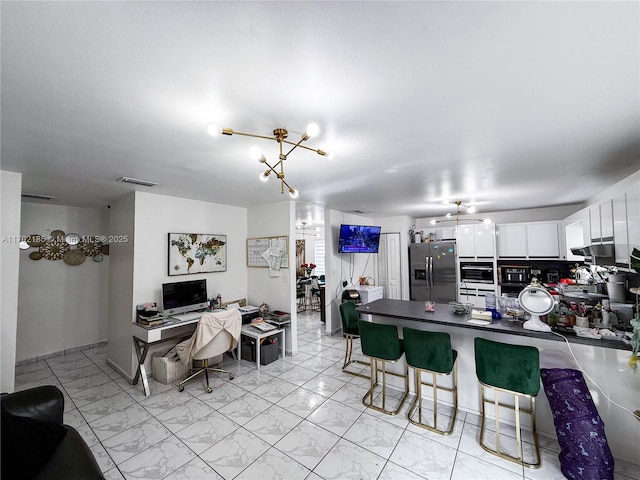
[
  {"x1": 356, "y1": 299, "x2": 639, "y2": 464},
  {"x1": 357, "y1": 299, "x2": 631, "y2": 351}
]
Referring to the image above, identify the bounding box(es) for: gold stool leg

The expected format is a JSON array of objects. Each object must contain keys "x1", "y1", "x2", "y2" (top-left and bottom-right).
[
  {"x1": 342, "y1": 334, "x2": 370, "y2": 379},
  {"x1": 361, "y1": 356, "x2": 409, "y2": 416},
  {"x1": 408, "y1": 363, "x2": 457, "y2": 435},
  {"x1": 478, "y1": 382, "x2": 541, "y2": 469}
]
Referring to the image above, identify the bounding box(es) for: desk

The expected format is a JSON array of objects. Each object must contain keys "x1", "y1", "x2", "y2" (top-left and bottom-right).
[
  {"x1": 237, "y1": 324, "x2": 285, "y2": 370},
  {"x1": 132, "y1": 318, "x2": 199, "y2": 396}
]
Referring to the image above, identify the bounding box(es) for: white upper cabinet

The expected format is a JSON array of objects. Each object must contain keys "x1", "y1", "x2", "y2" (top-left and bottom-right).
[
  {"x1": 497, "y1": 221, "x2": 562, "y2": 259},
  {"x1": 527, "y1": 222, "x2": 561, "y2": 258},
  {"x1": 563, "y1": 170, "x2": 639, "y2": 269},
  {"x1": 590, "y1": 199, "x2": 614, "y2": 244},
  {"x1": 497, "y1": 224, "x2": 526, "y2": 258},
  {"x1": 613, "y1": 191, "x2": 629, "y2": 266},
  {"x1": 457, "y1": 224, "x2": 495, "y2": 258},
  {"x1": 628, "y1": 180, "x2": 640, "y2": 252},
  {"x1": 600, "y1": 199, "x2": 614, "y2": 242}
]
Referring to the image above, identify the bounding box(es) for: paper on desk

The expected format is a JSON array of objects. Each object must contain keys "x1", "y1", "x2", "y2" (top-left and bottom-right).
[
  {"x1": 467, "y1": 318, "x2": 492, "y2": 326},
  {"x1": 226, "y1": 303, "x2": 240, "y2": 310}
]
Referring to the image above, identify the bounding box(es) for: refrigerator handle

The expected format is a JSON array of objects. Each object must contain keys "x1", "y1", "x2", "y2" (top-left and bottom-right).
[{"x1": 428, "y1": 256, "x2": 433, "y2": 289}]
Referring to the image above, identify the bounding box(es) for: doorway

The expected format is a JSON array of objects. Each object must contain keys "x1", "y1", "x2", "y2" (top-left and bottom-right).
[{"x1": 378, "y1": 232, "x2": 402, "y2": 299}]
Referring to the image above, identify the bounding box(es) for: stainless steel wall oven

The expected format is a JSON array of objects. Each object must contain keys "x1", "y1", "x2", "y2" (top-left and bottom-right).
[{"x1": 459, "y1": 262, "x2": 494, "y2": 284}]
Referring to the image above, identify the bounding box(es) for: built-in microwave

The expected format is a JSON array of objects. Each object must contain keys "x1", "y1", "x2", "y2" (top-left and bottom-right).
[
  {"x1": 498, "y1": 265, "x2": 532, "y2": 285},
  {"x1": 459, "y1": 262, "x2": 494, "y2": 284}
]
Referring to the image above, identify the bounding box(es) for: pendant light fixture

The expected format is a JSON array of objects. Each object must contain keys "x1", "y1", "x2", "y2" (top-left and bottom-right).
[
  {"x1": 208, "y1": 122, "x2": 333, "y2": 198},
  {"x1": 296, "y1": 221, "x2": 320, "y2": 237},
  {"x1": 430, "y1": 200, "x2": 491, "y2": 226}
]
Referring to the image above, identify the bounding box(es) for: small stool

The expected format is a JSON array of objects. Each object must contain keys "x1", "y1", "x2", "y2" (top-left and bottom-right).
[
  {"x1": 358, "y1": 320, "x2": 409, "y2": 415},
  {"x1": 310, "y1": 289, "x2": 321, "y2": 311},
  {"x1": 310, "y1": 276, "x2": 321, "y2": 311},
  {"x1": 403, "y1": 327, "x2": 458, "y2": 435},
  {"x1": 339, "y1": 301, "x2": 369, "y2": 379},
  {"x1": 474, "y1": 337, "x2": 541, "y2": 469},
  {"x1": 296, "y1": 287, "x2": 306, "y2": 312}
]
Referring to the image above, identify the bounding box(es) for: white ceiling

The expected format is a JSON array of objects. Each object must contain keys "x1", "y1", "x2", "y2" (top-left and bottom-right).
[{"x1": 2, "y1": 1, "x2": 639, "y2": 225}]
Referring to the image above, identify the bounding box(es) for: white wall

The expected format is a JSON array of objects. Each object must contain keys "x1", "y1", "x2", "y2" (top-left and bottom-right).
[
  {"x1": 133, "y1": 192, "x2": 248, "y2": 311},
  {"x1": 325, "y1": 210, "x2": 377, "y2": 334},
  {"x1": 107, "y1": 193, "x2": 136, "y2": 379},
  {"x1": 17, "y1": 203, "x2": 110, "y2": 361},
  {"x1": 1, "y1": 170, "x2": 22, "y2": 392},
  {"x1": 108, "y1": 192, "x2": 250, "y2": 379},
  {"x1": 247, "y1": 201, "x2": 297, "y2": 355}
]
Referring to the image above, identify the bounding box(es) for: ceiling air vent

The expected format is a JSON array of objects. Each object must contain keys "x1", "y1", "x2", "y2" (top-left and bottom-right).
[
  {"x1": 117, "y1": 176, "x2": 159, "y2": 187},
  {"x1": 22, "y1": 193, "x2": 55, "y2": 200}
]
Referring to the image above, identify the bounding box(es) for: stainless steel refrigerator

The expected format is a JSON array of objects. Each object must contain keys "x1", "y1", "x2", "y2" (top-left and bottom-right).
[{"x1": 409, "y1": 241, "x2": 457, "y2": 303}]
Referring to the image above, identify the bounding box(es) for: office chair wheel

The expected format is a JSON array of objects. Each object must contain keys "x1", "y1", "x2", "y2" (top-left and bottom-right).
[
  {"x1": 206, "y1": 386, "x2": 213, "y2": 393},
  {"x1": 229, "y1": 373, "x2": 234, "y2": 380},
  {"x1": 178, "y1": 385, "x2": 184, "y2": 392}
]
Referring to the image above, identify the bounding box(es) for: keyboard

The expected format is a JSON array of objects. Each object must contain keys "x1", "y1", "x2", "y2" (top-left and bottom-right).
[{"x1": 170, "y1": 311, "x2": 203, "y2": 322}]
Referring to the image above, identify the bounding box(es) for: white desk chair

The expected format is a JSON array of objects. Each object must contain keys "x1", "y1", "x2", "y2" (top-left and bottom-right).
[{"x1": 176, "y1": 309, "x2": 241, "y2": 393}]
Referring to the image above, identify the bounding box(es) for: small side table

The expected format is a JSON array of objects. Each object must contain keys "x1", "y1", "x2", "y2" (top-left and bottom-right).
[{"x1": 237, "y1": 324, "x2": 285, "y2": 370}]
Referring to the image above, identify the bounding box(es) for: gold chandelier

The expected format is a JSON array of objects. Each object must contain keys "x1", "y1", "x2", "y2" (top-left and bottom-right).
[
  {"x1": 430, "y1": 200, "x2": 491, "y2": 226},
  {"x1": 208, "y1": 122, "x2": 333, "y2": 198}
]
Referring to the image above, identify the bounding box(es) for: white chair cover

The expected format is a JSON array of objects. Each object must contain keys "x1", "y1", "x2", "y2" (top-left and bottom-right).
[{"x1": 175, "y1": 309, "x2": 241, "y2": 366}]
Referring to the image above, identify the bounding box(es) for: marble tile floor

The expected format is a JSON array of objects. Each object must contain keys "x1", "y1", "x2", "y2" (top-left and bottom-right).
[{"x1": 13, "y1": 310, "x2": 640, "y2": 480}]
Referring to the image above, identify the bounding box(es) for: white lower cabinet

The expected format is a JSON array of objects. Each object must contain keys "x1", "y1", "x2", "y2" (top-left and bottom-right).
[
  {"x1": 354, "y1": 285, "x2": 384, "y2": 304},
  {"x1": 459, "y1": 284, "x2": 496, "y2": 308}
]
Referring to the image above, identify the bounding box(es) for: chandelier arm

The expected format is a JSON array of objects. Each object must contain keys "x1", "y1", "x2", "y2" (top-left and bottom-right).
[
  {"x1": 280, "y1": 177, "x2": 294, "y2": 193},
  {"x1": 281, "y1": 136, "x2": 307, "y2": 157},
  {"x1": 225, "y1": 130, "x2": 278, "y2": 142},
  {"x1": 263, "y1": 160, "x2": 281, "y2": 177},
  {"x1": 280, "y1": 139, "x2": 323, "y2": 154},
  {"x1": 263, "y1": 158, "x2": 289, "y2": 193}
]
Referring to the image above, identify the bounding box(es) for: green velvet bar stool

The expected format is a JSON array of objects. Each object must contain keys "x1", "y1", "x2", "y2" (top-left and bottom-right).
[
  {"x1": 403, "y1": 327, "x2": 458, "y2": 435},
  {"x1": 339, "y1": 301, "x2": 369, "y2": 379},
  {"x1": 474, "y1": 337, "x2": 541, "y2": 469},
  {"x1": 358, "y1": 320, "x2": 409, "y2": 415}
]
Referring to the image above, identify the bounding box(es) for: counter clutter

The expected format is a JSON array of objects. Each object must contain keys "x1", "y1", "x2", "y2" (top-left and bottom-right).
[{"x1": 358, "y1": 299, "x2": 631, "y2": 351}]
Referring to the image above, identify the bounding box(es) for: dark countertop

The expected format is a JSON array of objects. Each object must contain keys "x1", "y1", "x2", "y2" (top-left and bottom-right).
[{"x1": 356, "y1": 299, "x2": 630, "y2": 351}]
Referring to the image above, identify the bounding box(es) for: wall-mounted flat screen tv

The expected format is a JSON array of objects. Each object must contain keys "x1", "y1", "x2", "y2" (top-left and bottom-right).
[
  {"x1": 161, "y1": 279, "x2": 208, "y2": 315},
  {"x1": 338, "y1": 224, "x2": 382, "y2": 253}
]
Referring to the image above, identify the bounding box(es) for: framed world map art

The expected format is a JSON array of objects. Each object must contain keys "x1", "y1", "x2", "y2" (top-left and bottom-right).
[{"x1": 168, "y1": 233, "x2": 227, "y2": 276}]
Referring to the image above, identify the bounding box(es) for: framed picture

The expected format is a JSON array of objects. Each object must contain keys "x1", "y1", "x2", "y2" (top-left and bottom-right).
[{"x1": 168, "y1": 233, "x2": 227, "y2": 276}]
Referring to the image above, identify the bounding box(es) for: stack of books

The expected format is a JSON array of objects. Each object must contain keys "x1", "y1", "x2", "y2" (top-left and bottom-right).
[
  {"x1": 137, "y1": 313, "x2": 165, "y2": 327},
  {"x1": 137, "y1": 302, "x2": 165, "y2": 327}
]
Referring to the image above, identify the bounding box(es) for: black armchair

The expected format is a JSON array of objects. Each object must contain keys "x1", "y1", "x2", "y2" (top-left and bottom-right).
[{"x1": 1, "y1": 385, "x2": 105, "y2": 480}]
